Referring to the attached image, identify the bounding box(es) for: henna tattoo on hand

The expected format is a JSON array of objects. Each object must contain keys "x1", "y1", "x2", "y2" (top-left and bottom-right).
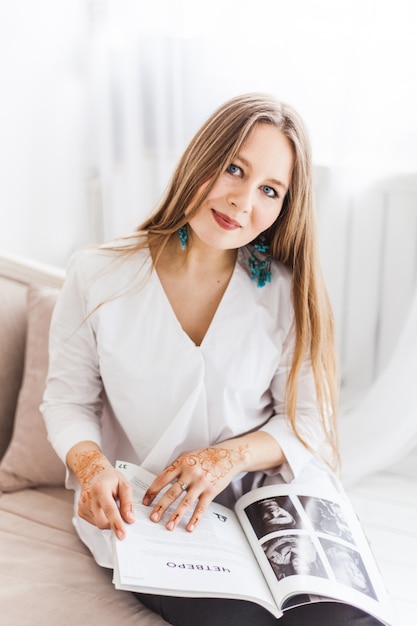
[
  {"x1": 196, "y1": 446, "x2": 251, "y2": 483},
  {"x1": 167, "y1": 445, "x2": 252, "y2": 485},
  {"x1": 74, "y1": 450, "x2": 106, "y2": 486}
]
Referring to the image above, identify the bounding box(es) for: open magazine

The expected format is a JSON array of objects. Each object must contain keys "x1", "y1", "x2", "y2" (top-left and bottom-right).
[{"x1": 112, "y1": 461, "x2": 396, "y2": 625}]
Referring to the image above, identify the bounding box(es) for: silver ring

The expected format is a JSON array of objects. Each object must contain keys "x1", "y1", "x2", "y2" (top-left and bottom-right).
[{"x1": 177, "y1": 480, "x2": 188, "y2": 492}]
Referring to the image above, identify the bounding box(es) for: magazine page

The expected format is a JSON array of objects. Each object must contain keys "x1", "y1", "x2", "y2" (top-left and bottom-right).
[
  {"x1": 112, "y1": 461, "x2": 281, "y2": 617},
  {"x1": 235, "y1": 483, "x2": 396, "y2": 626}
]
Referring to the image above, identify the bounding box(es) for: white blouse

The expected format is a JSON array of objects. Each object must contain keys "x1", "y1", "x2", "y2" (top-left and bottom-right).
[{"x1": 42, "y1": 245, "x2": 326, "y2": 567}]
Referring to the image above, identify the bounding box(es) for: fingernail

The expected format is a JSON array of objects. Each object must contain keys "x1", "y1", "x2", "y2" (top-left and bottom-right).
[
  {"x1": 187, "y1": 523, "x2": 195, "y2": 532},
  {"x1": 167, "y1": 520, "x2": 175, "y2": 531},
  {"x1": 116, "y1": 529, "x2": 124, "y2": 540},
  {"x1": 126, "y1": 511, "x2": 134, "y2": 522},
  {"x1": 151, "y1": 511, "x2": 159, "y2": 522}
]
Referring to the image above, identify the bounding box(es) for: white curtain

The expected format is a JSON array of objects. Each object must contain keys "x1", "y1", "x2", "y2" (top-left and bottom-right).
[
  {"x1": 340, "y1": 284, "x2": 417, "y2": 486},
  {"x1": 87, "y1": 0, "x2": 187, "y2": 241}
]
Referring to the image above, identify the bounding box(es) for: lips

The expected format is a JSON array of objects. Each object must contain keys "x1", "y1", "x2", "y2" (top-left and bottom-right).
[{"x1": 211, "y1": 209, "x2": 241, "y2": 230}]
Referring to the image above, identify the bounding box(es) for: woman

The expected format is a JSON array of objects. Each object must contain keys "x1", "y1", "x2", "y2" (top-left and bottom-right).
[{"x1": 42, "y1": 94, "x2": 380, "y2": 625}]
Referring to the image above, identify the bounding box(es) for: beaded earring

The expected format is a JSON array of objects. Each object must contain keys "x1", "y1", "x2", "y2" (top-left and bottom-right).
[
  {"x1": 248, "y1": 236, "x2": 271, "y2": 287},
  {"x1": 178, "y1": 225, "x2": 188, "y2": 250}
]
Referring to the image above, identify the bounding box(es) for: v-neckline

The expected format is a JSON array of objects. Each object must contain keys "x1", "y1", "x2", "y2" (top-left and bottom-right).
[{"x1": 152, "y1": 249, "x2": 242, "y2": 348}]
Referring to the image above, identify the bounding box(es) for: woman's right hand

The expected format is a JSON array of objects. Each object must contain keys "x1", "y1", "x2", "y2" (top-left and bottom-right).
[{"x1": 66, "y1": 442, "x2": 135, "y2": 539}]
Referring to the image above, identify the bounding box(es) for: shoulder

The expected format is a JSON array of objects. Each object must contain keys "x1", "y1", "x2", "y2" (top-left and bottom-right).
[
  {"x1": 64, "y1": 246, "x2": 152, "y2": 301},
  {"x1": 67, "y1": 245, "x2": 149, "y2": 276}
]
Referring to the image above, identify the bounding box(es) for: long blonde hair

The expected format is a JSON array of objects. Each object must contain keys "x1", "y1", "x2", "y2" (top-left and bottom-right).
[{"x1": 107, "y1": 93, "x2": 339, "y2": 468}]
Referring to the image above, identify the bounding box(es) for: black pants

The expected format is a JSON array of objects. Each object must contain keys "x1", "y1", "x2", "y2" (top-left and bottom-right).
[{"x1": 134, "y1": 593, "x2": 383, "y2": 626}]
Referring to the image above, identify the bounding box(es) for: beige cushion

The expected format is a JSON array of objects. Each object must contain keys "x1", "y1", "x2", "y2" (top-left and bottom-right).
[
  {"x1": 0, "y1": 286, "x2": 66, "y2": 491},
  {"x1": 0, "y1": 277, "x2": 27, "y2": 459},
  {"x1": 0, "y1": 487, "x2": 169, "y2": 625}
]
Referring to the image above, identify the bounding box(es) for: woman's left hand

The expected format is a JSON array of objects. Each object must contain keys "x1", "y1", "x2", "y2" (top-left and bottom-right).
[{"x1": 142, "y1": 441, "x2": 252, "y2": 532}]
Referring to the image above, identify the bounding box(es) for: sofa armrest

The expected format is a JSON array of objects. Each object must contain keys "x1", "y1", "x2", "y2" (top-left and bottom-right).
[{"x1": 0, "y1": 252, "x2": 65, "y2": 288}]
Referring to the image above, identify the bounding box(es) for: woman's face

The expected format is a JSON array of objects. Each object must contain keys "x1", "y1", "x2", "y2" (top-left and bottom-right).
[{"x1": 187, "y1": 123, "x2": 294, "y2": 251}]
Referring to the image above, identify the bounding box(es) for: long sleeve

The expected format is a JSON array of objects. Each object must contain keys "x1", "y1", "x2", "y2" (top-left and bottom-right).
[
  {"x1": 41, "y1": 252, "x2": 104, "y2": 463},
  {"x1": 260, "y1": 317, "x2": 325, "y2": 482}
]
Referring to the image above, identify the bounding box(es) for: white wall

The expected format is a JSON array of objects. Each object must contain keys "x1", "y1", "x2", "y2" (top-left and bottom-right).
[{"x1": 0, "y1": 1, "x2": 92, "y2": 265}]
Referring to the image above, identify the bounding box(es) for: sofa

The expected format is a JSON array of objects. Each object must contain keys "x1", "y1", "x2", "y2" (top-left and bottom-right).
[{"x1": 0, "y1": 252, "x2": 169, "y2": 625}]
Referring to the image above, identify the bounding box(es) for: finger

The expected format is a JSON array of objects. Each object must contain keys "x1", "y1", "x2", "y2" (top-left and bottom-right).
[
  {"x1": 165, "y1": 490, "x2": 197, "y2": 531},
  {"x1": 99, "y1": 495, "x2": 127, "y2": 539},
  {"x1": 78, "y1": 504, "x2": 96, "y2": 526},
  {"x1": 149, "y1": 480, "x2": 186, "y2": 523},
  {"x1": 143, "y1": 470, "x2": 179, "y2": 506},
  {"x1": 87, "y1": 482, "x2": 127, "y2": 539},
  {"x1": 78, "y1": 491, "x2": 111, "y2": 529},
  {"x1": 79, "y1": 505, "x2": 111, "y2": 529},
  {"x1": 186, "y1": 494, "x2": 212, "y2": 532},
  {"x1": 163, "y1": 489, "x2": 212, "y2": 532},
  {"x1": 118, "y1": 479, "x2": 135, "y2": 524}
]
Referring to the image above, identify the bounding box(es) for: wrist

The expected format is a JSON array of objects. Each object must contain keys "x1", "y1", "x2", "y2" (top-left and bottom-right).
[
  {"x1": 67, "y1": 442, "x2": 110, "y2": 487},
  {"x1": 212, "y1": 439, "x2": 252, "y2": 477},
  {"x1": 222, "y1": 431, "x2": 285, "y2": 474}
]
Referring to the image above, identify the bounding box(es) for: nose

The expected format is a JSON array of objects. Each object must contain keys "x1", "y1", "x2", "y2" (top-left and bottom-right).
[{"x1": 228, "y1": 182, "x2": 253, "y2": 213}]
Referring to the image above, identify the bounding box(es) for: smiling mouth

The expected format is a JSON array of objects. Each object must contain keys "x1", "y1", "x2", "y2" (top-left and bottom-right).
[{"x1": 211, "y1": 209, "x2": 241, "y2": 230}]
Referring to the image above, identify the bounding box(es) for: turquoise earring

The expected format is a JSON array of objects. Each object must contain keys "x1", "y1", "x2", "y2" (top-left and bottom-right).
[
  {"x1": 248, "y1": 236, "x2": 271, "y2": 287},
  {"x1": 178, "y1": 225, "x2": 188, "y2": 250}
]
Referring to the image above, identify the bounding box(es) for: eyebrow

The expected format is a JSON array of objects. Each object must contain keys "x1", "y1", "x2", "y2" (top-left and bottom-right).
[{"x1": 235, "y1": 155, "x2": 289, "y2": 192}]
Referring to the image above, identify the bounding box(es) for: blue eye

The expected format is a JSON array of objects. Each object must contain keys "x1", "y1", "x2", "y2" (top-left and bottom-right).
[
  {"x1": 226, "y1": 163, "x2": 242, "y2": 176},
  {"x1": 262, "y1": 185, "x2": 278, "y2": 198}
]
